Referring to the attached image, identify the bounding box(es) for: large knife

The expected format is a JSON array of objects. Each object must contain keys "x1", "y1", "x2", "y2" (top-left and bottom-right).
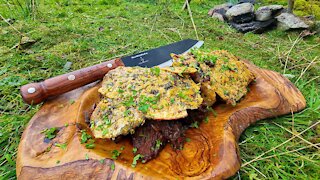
[{"x1": 21, "y1": 39, "x2": 204, "y2": 105}]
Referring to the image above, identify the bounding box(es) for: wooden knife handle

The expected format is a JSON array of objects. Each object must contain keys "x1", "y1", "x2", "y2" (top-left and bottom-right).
[{"x1": 20, "y1": 58, "x2": 124, "y2": 105}]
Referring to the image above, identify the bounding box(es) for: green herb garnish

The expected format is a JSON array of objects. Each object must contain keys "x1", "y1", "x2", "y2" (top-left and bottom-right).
[
  {"x1": 85, "y1": 139, "x2": 95, "y2": 149},
  {"x1": 131, "y1": 154, "x2": 143, "y2": 168},
  {"x1": 204, "y1": 117, "x2": 209, "y2": 123},
  {"x1": 155, "y1": 140, "x2": 162, "y2": 149},
  {"x1": 55, "y1": 143, "x2": 67, "y2": 150},
  {"x1": 111, "y1": 150, "x2": 121, "y2": 160},
  {"x1": 111, "y1": 163, "x2": 115, "y2": 170},
  {"x1": 41, "y1": 127, "x2": 58, "y2": 140},
  {"x1": 132, "y1": 147, "x2": 138, "y2": 153},
  {"x1": 190, "y1": 121, "x2": 199, "y2": 128},
  {"x1": 81, "y1": 130, "x2": 92, "y2": 144},
  {"x1": 150, "y1": 67, "x2": 160, "y2": 76}
]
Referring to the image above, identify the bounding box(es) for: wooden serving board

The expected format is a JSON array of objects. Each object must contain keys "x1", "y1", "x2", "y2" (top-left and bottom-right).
[{"x1": 17, "y1": 62, "x2": 306, "y2": 180}]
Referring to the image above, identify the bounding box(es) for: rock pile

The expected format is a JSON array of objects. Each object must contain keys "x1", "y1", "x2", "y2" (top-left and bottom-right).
[{"x1": 208, "y1": 2, "x2": 310, "y2": 33}]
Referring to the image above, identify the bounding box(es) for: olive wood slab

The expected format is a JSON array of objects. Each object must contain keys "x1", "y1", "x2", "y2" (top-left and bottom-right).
[{"x1": 16, "y1": 62, "x2": 306, "y2": 180}]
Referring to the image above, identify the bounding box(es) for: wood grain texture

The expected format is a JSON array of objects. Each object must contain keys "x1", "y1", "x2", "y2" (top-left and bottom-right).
[{"x1": 16, "y1": 62, "x2": 306, "y2": 180}]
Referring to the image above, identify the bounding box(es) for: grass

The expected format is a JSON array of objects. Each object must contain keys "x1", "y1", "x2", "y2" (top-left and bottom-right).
[{"x1": 0, "y1": 0, "x2": 319, "y2": 179}]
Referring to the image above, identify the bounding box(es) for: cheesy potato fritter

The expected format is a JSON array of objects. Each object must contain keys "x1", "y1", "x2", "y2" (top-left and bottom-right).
[{"x1": 90, "y1": 66, "x2": 202, "y2": 139}]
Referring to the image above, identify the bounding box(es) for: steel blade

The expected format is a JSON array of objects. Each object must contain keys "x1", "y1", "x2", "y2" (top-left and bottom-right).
[{"x1": 121, "y1": 39, "x2": 203, "y2": 68}]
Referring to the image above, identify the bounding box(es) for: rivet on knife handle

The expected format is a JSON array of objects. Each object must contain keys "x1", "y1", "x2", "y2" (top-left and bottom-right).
[{"x1": 20, "y1": 58, "x2": 124, "y2": 105}]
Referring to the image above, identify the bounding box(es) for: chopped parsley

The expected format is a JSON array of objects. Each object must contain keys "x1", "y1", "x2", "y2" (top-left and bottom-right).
[
  {"x1": 56, "y1": 160, "x2": 60, "y2": 164},
  {"x1": 178, "y1": 91, "x2": 186, "y2": 98},
  {"x1": 124, "y1": 109, "x2": 130, "y2": 116},
  {"x1": 110, "y1": 163, "x2": 115, "y2": 170},
  {"x1": 186, "y1": 138, "x2": 191, "y2": 142},
  {"x1": 85, "y1": 139, "x2": 95, "y2": 149},
  {"x1": 85, "y1": 153, "x2": 89, "y2": 160},
  {"x1": 150, "y1": 67, "x2": 160, "y2": 76},
  {"x1": 204, "y1": 117, "x2": 209, "y2": 123},
  {"x1": 64, "y1": 123, "x2": 69, "y2": 127},
  {"x1": 81, "y1": 130, "x2": 95, "y2": 149},
  {"x1": 69, "y1": 99, "x2": 75, "y2": 104},
  {"x1": 170, "y1": 98, "x2": 175, "y2": 104},
  {"x1": 102, "y1": 129, "x2": 109, "y2": 136},
  {"x1": 123, "y1": 96, "x2": 135, "y2": 107},
  {"x1": 103, "y1": 116, "x2": 111, "y2": 125},
  {"x1": 131, "y1": 154, "x2": 143, "y2": 168},
  {"x1": 190, "y1": 121, "x2": 199, "y2": 128},
  {"x1": 155, "y1": 140, "x2": 162, "y2": 149},
  {"x1": 120, "y1": 146, "x2": 125, "y2": 151},
  {"x1": 138, "y1": 104, "x2": 149, "y2": 113},
  {"x1": 81, "y1": 130, "x2": 92, "y2": 144},
  {"x1": 55, "y1": 143, "x2": 67, "y2": 150},
  {"x1": 99, "y1": 159, "x2": 105, "y2": 164},
  {"x1": 111, "y1": 150, "x2": 121, "y2": 160},
  {"x1": 117, "y1": 89, "x2": 124, "y2": 93},
  {"x1": 207, "y1": 106, "x2": 217, "y2": 117},
  {"x1": 132, "y1": 147, "x2": 138, "y2": 153},
  {"x1": 41, "y1": 127, "x2": 58, "y2": 140}
]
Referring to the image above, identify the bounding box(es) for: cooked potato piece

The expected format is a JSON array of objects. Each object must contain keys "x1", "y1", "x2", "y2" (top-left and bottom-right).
[{"x1": 171, "y1": 50, "x2": 255, "y2": 106}]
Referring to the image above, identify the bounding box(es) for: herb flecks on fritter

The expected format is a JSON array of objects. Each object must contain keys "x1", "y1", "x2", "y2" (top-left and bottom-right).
[
  {"x1": 171, "y1": 50, "x2": 255, "y2": 106},
  {"x1": 90, "y1": 66, "x2": 203, "y2": 139}
]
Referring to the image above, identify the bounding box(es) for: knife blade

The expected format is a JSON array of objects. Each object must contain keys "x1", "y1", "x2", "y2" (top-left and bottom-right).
[{"x1": 20, "y1": 39, "x2": 204, "y2": 105}]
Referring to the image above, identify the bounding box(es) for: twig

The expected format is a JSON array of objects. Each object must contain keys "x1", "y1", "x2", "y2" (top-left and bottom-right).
[
  {"x1": 295, "y1": 56, "x2": 318, "y2": 84},
  {"x1": 0, "y1": 13, "x2": 23, "y2": 36},
  {"x1": 185, "y1": 0, "x2": 199, "y2": 40},
  {"x1": 283, "y1": 35, "x2": 302, "y2": 74},
  {"x1": 182, "y1": 0, "x2": 191, "y2": 10},
  {"x1": 273, "y1": 122, "x2": 320, "y2": 150},
  {"x1": 244, "y1": 160, "x2": 267, "y2": 178},
  {"x1": 253, "y1": 143, "x2": 320, "y2": 162},
  {"x1": 241, "y1": 120, "x2": 320, "y2": 167},
  {"x1": 303, "y1": 76, "x2": 320, "y2": 86}
]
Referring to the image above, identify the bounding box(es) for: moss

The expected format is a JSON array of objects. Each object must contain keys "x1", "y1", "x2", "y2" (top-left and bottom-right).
[
  {"x1": 264, "y1": 0, "x2": 320, "y2": 19},
  {"x1": 294, "y1": 0, "x2": 320, "y2": 19}
]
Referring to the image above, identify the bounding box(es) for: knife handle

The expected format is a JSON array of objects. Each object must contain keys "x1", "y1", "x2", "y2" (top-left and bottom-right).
[{"x1": 20, "y1": 58, "x2": 124, "y2": 105}]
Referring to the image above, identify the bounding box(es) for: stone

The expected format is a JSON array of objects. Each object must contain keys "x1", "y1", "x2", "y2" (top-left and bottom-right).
[
  {"x1": 230, "y1": 19, "x2": 276, "y2": 34},
  {"x1": 258, "y1": 5, "x2": 283, "y2": 12},
  {"x1": 255, "y1": 8, "x2": 272, "y2": 21},
  {"x1": 226, "y1": 3, "x2": 255, "y2": 23},
  {"x1": 212, "y1": 13, "x2": 225, "y2": 22},
  {"x1": 276, "y1": 13, "x2": 309, "y2": 31},
  {"x1": 208, "y1": 3, "x2": 232, "y2": 16},
  {"x1": 255, "y1": 5, "x2": 284, "y2": 21}
]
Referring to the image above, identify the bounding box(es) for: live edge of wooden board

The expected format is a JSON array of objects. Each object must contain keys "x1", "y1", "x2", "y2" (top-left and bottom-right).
[{"x1": 17, "y1": 61, "x2": 306, "y2": 180}]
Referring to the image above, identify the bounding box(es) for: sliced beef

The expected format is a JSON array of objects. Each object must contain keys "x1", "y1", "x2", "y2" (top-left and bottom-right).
[
  {"x1": 132, "y1": 109, "x2": 208, "y2": 162},
  {"x1": 131, "y1": 121, "x2": 166, "y2": 162}
]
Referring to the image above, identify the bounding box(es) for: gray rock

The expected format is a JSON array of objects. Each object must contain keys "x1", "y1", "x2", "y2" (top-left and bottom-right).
[
  {"x1": 255, "y1": 9, "x2": 272, "y2": 21},
  {"x1": 226, "y1": 3, "x2": 254, "y2": 18},
  {"x1": 212, "y1": 13, "x2": 225, "y2": 22},
  {"x1": 226, "y1": 3, "x2": 254, "y2": 23},
  {"x1": 255, "y1": 5, "x2": 284, "y2": 21},
  {"x1": 230, "y1": 19, "x2": 276, "y2": 33},
  {"x1": 257, "y1": 5, "x2": 283, "y2": 12},
  {"x1": 276, "y1": 13, "x2": 309, "y2": 31},
  {"x1": 208, "y1": 3, "x2": 233, "y2": 18}
]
